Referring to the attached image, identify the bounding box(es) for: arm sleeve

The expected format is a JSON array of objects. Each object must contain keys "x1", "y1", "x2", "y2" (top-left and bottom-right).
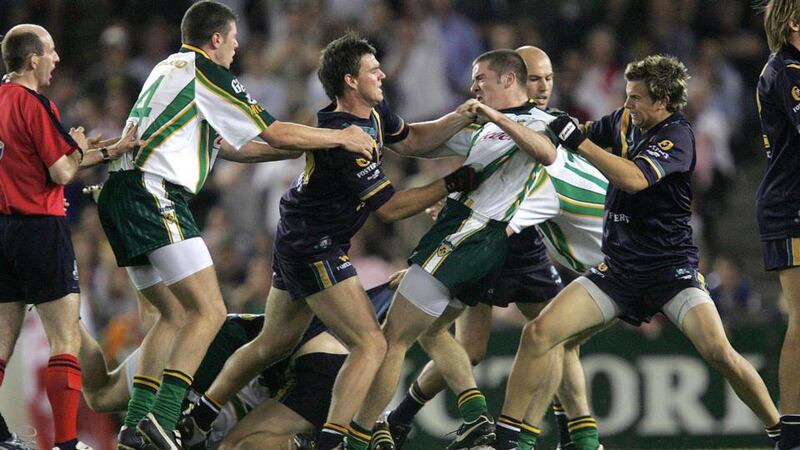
[
  {"x1": 632, "y1": 124, "x2": 694, "y2": 186},
  {"x1": 194, "y1": 60, "x2": 276, "y2": 150},
  {"x1": 586, "y1": 109, "x2": 623, "y2": 149},
  {"x1": 335, "y1": 150, "x2": 396, "y2": 211},
  {"x1": 376, "y1": 100, "x2": 410, "y2": 144},
  {"x1": 508, "y1": 171, "x2": 560, "y2": 233},
  {"x1": 25, "y1": 97, "x2": 78, "y2": 167}
]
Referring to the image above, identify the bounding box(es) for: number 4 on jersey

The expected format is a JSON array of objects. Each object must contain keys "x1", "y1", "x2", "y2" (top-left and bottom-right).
[{"x1": 129, "y1": 75, "x2": 165, "y2": 122}]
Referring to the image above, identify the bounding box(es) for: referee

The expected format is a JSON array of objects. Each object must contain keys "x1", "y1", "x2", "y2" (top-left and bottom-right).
[{"x1": 0, "y1": 24, "x2": 136, "y2": 450}]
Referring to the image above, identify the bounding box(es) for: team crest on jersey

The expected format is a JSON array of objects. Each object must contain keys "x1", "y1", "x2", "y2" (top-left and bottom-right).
[
  {"x1": 160, "y1": 206, "x2": 177, "y2": 224},
  {"x1": 0, "y1": 140, "x2": 4, "y2": 160},
  {"x1": 657, "y1": 140, "x2": 674, "y2": 151},
  {"x1": 792, "y1": 86, "x2": 800, "y2": 102},
  {"x1": 597, "y1": 262, "x2": 608, "y2": 272},
  {"x1": 175, "y1": 61, "x2": 187, "y2": 69},
  {"x1": 435, "y1": 241, "x2": 455, "y2": 258}
]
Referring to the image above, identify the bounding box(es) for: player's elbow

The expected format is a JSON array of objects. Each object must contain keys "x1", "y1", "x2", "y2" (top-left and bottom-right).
[
  {"x1": 49, "y1": 168, "x2": 75, "y2": 185},
  {"x1": 374, "y1": 207, "x2": 400, "y2": 223},
  {"x1": 260, "y1": 121, "x2": 299, "y2": 149},
  {"x1": 618, "y1": 178, "x2": 649, "y2": 194}
]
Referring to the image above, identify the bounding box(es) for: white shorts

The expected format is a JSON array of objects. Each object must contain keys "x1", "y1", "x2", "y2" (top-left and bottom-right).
[
  {"x1": 397, "y1": 264, "x2": 464, "y2": 317},
  {"x1": 126, "y1": 237, "x2": 213, "y2": 289}
]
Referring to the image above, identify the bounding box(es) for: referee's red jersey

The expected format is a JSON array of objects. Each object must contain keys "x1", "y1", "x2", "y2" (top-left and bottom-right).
[{"x1": 0, "y1": 81, "x2": 78, "y2": 216}]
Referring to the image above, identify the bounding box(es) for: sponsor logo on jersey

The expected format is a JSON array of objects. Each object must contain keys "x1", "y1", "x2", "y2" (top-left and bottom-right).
[
  {"x1": 0, "y1": 140, "x2": 4, "y2": 160},
  {"x1": 657, "y1": 139, "x2": 674, "y2": 151},
  {"x1": 792, "y1": 86, "x2": 800, "y2": 102},
  {"x1": 483, "y1": 131, "x2": 512, "y2": 141},
  {"x1": 355, "y1": 158, "x2": 371, "y2": 168}
]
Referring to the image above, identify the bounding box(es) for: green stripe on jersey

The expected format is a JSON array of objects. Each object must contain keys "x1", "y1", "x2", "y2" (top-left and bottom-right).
[
  {"x1": 141, "y1": 80, "x2": 195, "y2": 141},
  {"x1": 539, "y1": 221, "x2": 585, "y2": 272},
  {"x1": 136, "y1": 105, "x2": 198, "y2": 166},
  {"x1": 196, "y1": 121, "x2": 211, "y2": 192},
  {"x1": 549, "y1": 178, "x2": 605, "y2": 206},
  {"x1": 564, "y1": 153, "x2": 609, "y2": 190},
  {"x1": 502, "y1": 165, "x2": 545, "y2": 221},
  {"x1": 195, "y1": 67, "x2": 270, "y2": 131}
]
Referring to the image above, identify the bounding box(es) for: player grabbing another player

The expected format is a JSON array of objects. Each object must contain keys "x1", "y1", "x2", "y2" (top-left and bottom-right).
[
  {"x1": 507, "y1": 54, "x2": 781, "y2": 450},
  {"x1": 181, "y1": 33, "x2": 480, "y2": 450}
]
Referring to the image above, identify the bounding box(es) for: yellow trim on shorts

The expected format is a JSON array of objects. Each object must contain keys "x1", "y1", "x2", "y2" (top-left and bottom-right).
[
  {"x1": 314, "y1": 261, "x2": 334, "y2": 289},
  {"x1": 792, "y1": 238, "x2": 800, "y2": 266}
]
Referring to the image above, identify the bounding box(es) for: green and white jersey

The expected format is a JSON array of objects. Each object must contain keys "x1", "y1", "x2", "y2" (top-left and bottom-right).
[
  {"x1": 443, "y1": 101, "x2": 555, "y2": 222},
  {"x1": 111, "y1": 45, "x2": 275, "y2": 194},
  {"x1": 509, "y1": 148, "x2": 607, "y2": 273}
]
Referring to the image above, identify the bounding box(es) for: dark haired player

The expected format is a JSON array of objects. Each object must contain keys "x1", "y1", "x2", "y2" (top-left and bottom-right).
[{"x1": 182, "y1": 33, "x2": 481, "y2": 450}]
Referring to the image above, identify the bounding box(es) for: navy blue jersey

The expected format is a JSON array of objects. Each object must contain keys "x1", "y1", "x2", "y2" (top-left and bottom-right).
[
  {"x1": 586, "y1": 108, "x2": 698, "y2": 274},
  {"x1": 275, "y1": 101, "x2": 409, "y2": 260},
  {"x1": 503, "y1": 226, "x2": 550, "y2": 274},
  {"x1": 756, "y1": 45, "x2": 800, "y2": 240}
]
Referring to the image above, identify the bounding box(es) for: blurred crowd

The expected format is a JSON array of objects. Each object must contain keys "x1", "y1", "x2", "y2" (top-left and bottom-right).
[{"x1": 0, "y1": 0, "x2": 784, "y2": 366}]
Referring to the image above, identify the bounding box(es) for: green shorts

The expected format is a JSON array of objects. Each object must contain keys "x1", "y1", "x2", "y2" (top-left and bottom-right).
[
  {"x1": 409, "y1": 199, "x2": 509, "y2": 306},
  {"x1": 97, "y1": 170, "x2": 200, "y2": 267}
]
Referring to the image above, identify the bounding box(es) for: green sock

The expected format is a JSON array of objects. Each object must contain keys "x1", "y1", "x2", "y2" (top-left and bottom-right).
[
  {"x1": 456, "y1": 388, "x2": 488, "y2": 422},
  {"x1": 150, "y1": 369, "x2": 193, "y2": 430},
  {"x1": 568, "y1": 416, "x2": 600, "y2": 450},
  {"x1": 517, "y1": 421, "x2": 541, "y2": 450},
  {"x1": 344, "y1": 421, "x2": 372, "y2": 450},
  {"x1": 124, "y1": 376, "x2": 161, "y2": 427}
]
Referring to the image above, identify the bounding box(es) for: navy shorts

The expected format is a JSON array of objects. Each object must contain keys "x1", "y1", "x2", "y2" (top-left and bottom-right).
[
  {"x1": 272, "y1": 249, "x2": 358, "y2": 300},
  {"x1": 584, "y1": 261, "x2": 705, "y2": 326},
  {"x1": 475, "y1": 264, "x2": 564, "y2": 307},
  {"x1": 761, "y1": 237, "x2": 800, "y2": 271},
  {"x1": 279, "y1": 352, "x2": 346, "y2": 428},
  {"x1": 0, "y1": 215, "x2": 80, "y2": 303}
]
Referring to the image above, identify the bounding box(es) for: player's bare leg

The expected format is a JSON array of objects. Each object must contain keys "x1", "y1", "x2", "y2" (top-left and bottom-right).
[
  {"x1": 79, "y1": 322, "x2": 129, "y2": 413},
  {"x1": 202, "y1": 287, "x2": 312, "y2": 409},
  {"x1": 500, "y1": 282, "x2": 605, "y2": 448},
  {"x1": 680, "y1": 302, "x2": 779, "y2": 427},
  {"x1": 778, "y1": 267, "x2": 800, "y2": 447},
  {"x1": 0, "y1": 302, "x2": 26, "y2": 448},
  {"x1": 217, "y1": 399, "x2": 313, "y2": 450},
  {"x1": 305, "y1": 278, "x2": 387, "y2": 428}
]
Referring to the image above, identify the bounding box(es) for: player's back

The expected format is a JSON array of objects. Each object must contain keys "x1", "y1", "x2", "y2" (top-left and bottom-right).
[{"x1": 539, "y1": 149, "x2": 606, "y2": 272}]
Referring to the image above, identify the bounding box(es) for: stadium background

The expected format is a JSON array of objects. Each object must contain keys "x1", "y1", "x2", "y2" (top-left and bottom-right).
[{"x1": 0, "y1": 0, "x2": 787, "y2": 448}]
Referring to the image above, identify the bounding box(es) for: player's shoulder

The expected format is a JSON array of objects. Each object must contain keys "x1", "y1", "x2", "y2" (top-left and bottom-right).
[{"x1": 654, "y1": 113, "x2": 693, "y2": 146}]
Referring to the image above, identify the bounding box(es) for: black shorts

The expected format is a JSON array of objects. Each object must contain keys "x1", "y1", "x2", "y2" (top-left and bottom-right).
[
  {"x1": 279, "y1": 352, "x2": 346, "y2": 428},
  {"x1": 0, "y1": 215, "x2": 80, "y2": 303},
  {"x1": 272, "y1": 250, "x2": 358, "y2": 300},
  {"x1": 761, "y1": 237, "x2": 800, "y2": 271},
  {"x1": 477, "y1": 264, "x2": 564, "y2": 307},
  {"x1": 584, "y1": 261, "x2": 705, "y2": 326}
]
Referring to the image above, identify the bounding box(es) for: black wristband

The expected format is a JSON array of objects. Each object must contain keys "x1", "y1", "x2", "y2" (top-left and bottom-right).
[{"x1": 99, "y1": 147, "x2": 110, "y2": 162}]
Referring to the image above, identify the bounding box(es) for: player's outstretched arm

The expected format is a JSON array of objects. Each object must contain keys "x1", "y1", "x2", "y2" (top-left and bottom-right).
[
  {"x1": 548, "y1": 116, "x2": 648, "y2": 193},
  {"x1": 49, "y1": 124, "x2": 140, "y2": 184},
  {"x1": 218, "y1": 139, "x2": 303, "y2": 163},
  {"x1": 373, "y1": 165, "x2": 480, "y2": 222},
  {"x1": 260, "y1": 121, "x2": 374, "y2": 158},
  {"x1": 389, "y1": 99, "x2": 479, "y2": 156},
  {"x1": 470, "y1": 101, "x2": 558, "y2": 165}
]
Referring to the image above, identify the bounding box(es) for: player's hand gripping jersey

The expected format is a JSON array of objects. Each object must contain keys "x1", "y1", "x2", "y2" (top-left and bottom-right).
[
  {"x1": 112, "y1": 45, "x2": 275, "y2": 194},
  {"x1": 441, "y1": 103, "x2": 606, "y2": 273}
]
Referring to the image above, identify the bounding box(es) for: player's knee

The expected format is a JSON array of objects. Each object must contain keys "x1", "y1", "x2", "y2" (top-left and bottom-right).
[
  {"x1": 465, "y1": 344, "x2": 487, "y2": 367},
  {"x1": 522, "y1": 320, "x2": 555, "y2": 357},
  {"x1": 355, "y1": 329, "x2": 387, "y2": 362},
  {"x1": 700, "y1": 341, "x2": 738, "y2": 372}
]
